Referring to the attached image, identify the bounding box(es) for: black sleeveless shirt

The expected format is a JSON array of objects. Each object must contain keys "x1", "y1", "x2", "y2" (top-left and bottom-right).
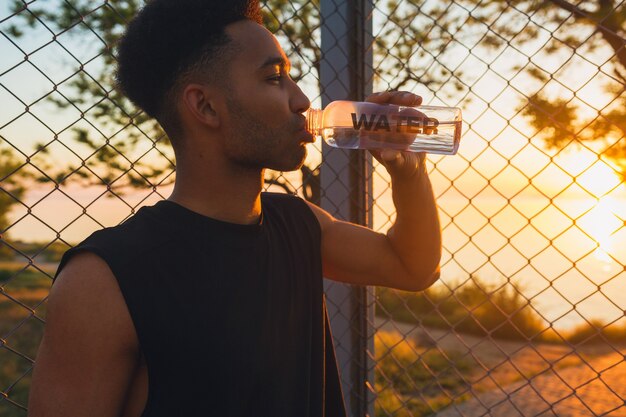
[{"x1": 53, "y1": 192, "x2": 347, "y2": 417}]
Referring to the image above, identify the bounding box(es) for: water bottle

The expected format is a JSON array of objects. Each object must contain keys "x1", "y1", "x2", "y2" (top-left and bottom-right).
[{"x1": 305, "y1": 100, "x2": 462, "y2": 155}]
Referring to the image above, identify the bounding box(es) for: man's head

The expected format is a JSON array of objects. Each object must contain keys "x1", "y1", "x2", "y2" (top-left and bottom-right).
[
  {"x1": 116, "y1": 0, "x2": 312, "y2": 172},
  {"x1": 115, "y1": 0, "x2": 261, "y2": 144}
]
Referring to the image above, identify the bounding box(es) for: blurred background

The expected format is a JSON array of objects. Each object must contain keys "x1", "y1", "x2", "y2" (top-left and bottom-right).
[{"x1": 1, "y1": 0, "x2": 625, "y2": 416}]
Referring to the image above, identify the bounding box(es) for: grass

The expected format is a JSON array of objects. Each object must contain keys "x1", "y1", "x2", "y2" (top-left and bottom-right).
[
  {"x1": 0, "y1": 240, "x2": 69, "y2": 264},
  {"x1": 376, "y1": 277, "x2": 545, "y2": 341},
  {"x1": 0, "y1": 269, "x2": 52, "y2": 291},
  {"x1": 374, "y1": 330, "x2": 474, "y2": 417},
  {"x1": 564, "y1": 319, "x2": 626, "y2": 345},
  {"x1": 375, "y1": 276, "x2": 626, "y2": 346},
  {"x1": 0, "y1": 298, "x2": 46, "y2": 417},
  {"x1": 1, "y1": 266, "x2": 50, "y2": 417}
]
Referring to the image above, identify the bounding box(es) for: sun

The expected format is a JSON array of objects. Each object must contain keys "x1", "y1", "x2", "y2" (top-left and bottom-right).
[
  {"x1": 574, "y1": 163, "x2": 623, "y2": 262},
  {"x1": 579, "y1": 199, "x2": 620, "y2": 262}
]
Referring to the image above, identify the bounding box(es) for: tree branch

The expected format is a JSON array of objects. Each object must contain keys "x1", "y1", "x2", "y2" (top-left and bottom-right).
[
  {"x1": 548, "y1": 0, "x2": 626, "y2": 69},
  {"x1": 391, "y1": 73, "x2": 433, "y2": 91},
  {"x1": 547, "y1": 0, "x2": 591, "y2": 19}
]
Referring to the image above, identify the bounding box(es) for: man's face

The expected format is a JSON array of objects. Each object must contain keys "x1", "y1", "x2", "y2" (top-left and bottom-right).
[{"x1": 218, "y1": 20, "x2": 312, "y2": 172}]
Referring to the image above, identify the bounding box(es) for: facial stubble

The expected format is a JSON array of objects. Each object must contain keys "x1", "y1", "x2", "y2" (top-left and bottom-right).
[{"x1": 224, "y1": 96, "x2": 307, "y2": 172}]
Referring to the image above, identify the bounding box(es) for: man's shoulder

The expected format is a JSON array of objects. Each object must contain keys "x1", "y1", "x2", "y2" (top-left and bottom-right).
[
  {"x1": 261, "y1": 191, "x2": 300, "y2": 202},
  {"x1": 261, "y1": 191, "x2": 311, "y2": 212},
  {"x1": 261, "y1": 191, "x2": 321, "y2": 236},
  {"x1": 83, "y1": 206, "x2": 166, "y2": 254},
  {"x1": 54, "y1": 204, "x2": 171, "y2": 281}
]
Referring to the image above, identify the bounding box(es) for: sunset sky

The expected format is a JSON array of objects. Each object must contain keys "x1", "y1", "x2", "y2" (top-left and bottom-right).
[{"x1": 2, "y1": 1, "x2": 625, "y2": 331}]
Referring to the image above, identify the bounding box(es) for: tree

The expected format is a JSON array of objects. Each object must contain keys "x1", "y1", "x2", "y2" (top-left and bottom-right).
[
  {"x1": 2, "y1": 0, "x2": 325, "y2": 242},
  {"x1": 0, "y1": 140, "x2": 28, "y2": 258},
  {"x1": 3, "y1": 0, "x2": 623, "y2": 245},
  {"x1": 459, "y1": 0, "x2": 626, "y2": 171},
  {"x1": 1, "y1": 0, "x2": 468, "y2": 225}
]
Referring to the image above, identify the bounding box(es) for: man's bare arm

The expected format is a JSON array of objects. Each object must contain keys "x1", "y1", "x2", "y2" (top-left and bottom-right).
[
  {"x1": 307, "y1": 91, "x2": 441, "y2": 292},
  {"x1": 28, "y1": 251, "x2": 140, "y2": 417},
  {"x1": 307, "y1": 198, "x2": 440, "y2": 292}
]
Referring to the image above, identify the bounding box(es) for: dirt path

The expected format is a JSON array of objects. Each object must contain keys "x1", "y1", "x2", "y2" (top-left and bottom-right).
[
  {"x1": 374, "y1": 317, "x2": 626, "y2": 416},
  {"x1": 434, "y1": 353, "x2": 626, "y2": 416}
]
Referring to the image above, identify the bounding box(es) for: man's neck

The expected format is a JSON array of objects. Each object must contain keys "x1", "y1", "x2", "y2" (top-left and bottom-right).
[{"x1": 166, "y1": 155, "x2": 265, "y2": 225}]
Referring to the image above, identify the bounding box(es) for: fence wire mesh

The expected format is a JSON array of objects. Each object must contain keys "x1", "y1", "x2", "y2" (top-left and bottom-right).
[{"x1": 1, "y1": 1, "x2": 625, "y2": 416}]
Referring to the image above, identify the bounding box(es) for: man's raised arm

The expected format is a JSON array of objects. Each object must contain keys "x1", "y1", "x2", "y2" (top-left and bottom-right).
[{"x1": 306, "y1": 91, "x2": 441, "y2": 292}]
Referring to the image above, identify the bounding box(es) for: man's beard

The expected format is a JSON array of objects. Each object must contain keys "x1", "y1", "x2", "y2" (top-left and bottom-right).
[{"x1": 223, "y1": 96, "x2": 307, "y2": 172}]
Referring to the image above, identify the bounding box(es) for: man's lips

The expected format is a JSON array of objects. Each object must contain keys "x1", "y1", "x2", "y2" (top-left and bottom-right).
[{"x1": 297, "y1": 128, "x2": 315, "y2": 143}]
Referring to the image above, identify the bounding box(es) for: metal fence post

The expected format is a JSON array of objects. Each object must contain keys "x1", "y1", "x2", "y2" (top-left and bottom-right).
[{"x1": 319, "y1": 0, "x2": 374, "y2": 416}]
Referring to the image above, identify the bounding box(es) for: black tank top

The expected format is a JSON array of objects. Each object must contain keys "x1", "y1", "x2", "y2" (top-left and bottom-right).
[{"x1": 53, "y1": 192, "x2": 347, "y2": 417}]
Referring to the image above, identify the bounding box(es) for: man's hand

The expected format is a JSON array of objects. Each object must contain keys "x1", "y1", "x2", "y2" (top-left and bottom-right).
[{"x1": 364, "y1": 91, "x2": 426, "y2": 182}]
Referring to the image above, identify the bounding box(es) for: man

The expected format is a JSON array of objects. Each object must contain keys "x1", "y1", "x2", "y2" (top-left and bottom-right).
[{"x1": 27, "y1": 1, "x2": 441, "y2": 416}]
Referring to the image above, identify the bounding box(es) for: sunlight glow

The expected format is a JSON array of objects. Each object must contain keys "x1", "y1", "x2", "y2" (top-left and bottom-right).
[
  {"x1": 569, "y1": 162, "x2": 623, "y2": 263},
  {"x1": 577, "y1": 197, "x2": 622, "y2": 263},
  {"x1": 576, "y1": 161, "x2": 622, "y2": 197}
]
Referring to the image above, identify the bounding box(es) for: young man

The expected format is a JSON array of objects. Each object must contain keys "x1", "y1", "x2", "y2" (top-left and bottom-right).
[{"x1": 27, "y1": 1, "x2": 441, "y2": 416}]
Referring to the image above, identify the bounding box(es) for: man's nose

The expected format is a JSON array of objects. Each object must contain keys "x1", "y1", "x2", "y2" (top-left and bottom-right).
[{"x1": 290, "y1": 80, "x2": 310, "y2": 114}]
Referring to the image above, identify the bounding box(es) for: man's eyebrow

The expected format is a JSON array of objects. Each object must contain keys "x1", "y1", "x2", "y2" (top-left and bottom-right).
[{"x1": 258, "y1": 56, "x2": 291, "y2": 72}]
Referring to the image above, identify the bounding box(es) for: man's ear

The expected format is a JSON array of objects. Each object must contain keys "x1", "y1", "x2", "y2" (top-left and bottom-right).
[{"x1": 181, "y1": 83, "x2": 221, "y2": 129}]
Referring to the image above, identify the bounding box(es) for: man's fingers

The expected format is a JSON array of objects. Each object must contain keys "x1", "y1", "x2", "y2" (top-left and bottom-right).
[
  {"x1": 369, "y1": 149, "x2": 400, "y2": 162},
  {"x1": 381, "y1": 149, "x2": 401, "y2": 163},
  {"x1": 374, "y1": 149, "x2": 403, "y2": 170},
  {"x1": 369, "y1": 149, "x2": 425, "y2": 181},
  {"x1": 365, "y1": 90, "x2": 422, "y2": 106},
  {"x1": 369, "y1": 149, "x2": 399, "y2": 168},
  {"x1": 365, "y1": 91, "x2": 394, "y2": 103}
]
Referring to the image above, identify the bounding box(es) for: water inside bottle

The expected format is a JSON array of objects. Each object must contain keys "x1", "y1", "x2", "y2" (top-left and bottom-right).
[{"x1": 323, "y1": 120, "x2": 461, "y2": 155}]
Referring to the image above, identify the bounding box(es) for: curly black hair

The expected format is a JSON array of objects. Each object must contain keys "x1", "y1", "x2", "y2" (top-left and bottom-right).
[{"x1": 115, "y1": 0, "x2": 262, "y2": 145}]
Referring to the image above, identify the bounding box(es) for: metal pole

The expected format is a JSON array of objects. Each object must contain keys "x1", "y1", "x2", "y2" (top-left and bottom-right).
[{"x1": 319, "y1": 0, "x2": 374, "y2": 415}]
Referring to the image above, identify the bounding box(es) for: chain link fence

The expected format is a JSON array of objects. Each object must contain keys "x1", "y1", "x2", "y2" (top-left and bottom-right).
[{"x1": 1, "y1": 1, "x2": 626, "y2": 416}]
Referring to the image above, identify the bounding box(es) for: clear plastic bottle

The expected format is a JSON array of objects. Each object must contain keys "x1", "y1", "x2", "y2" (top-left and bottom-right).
[{"x1": 305, "y1": 100, "x2": 462, "y2": 155}]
